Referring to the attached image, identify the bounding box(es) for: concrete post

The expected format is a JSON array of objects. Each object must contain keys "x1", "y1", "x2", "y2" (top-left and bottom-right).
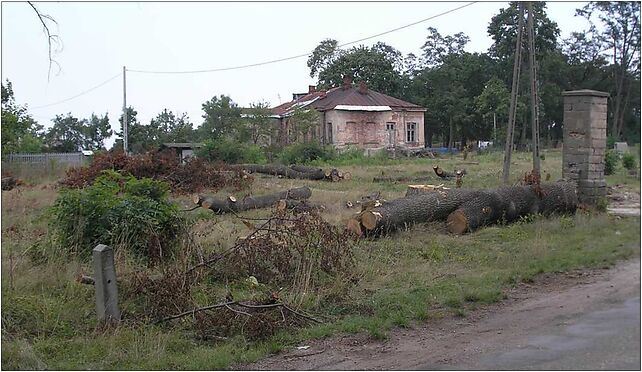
[
  {"x1": 93, "y1": 244, "x2": 120, "y2": 323},
  {"x1": 562, "y1": 89, "x2": 609, "y2": 205}
]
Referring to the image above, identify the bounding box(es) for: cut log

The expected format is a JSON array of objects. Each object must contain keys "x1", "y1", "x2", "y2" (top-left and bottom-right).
[
  {"x1": 194, "y1": 186, "x2": 312, "y2": 214},
  {"x1": 328, "y1": 168, "x2": 340, "y2": 182},
  {"x1": 342, "y1": 172, "x2": 352, "y2": 181},
  {"x1": 373, "y1": 175, "x2": 433, "y2": 183},
  {"x1": 229, "y1": 164, "x2": 326, "y2": 180},
  {"x1": 433, "y1": 166, "x2": 454, "y2": 179},
  {"x1": 446, "y1": 182, "x2": 578, "y2": 234},
  {"x1": 405, "y1": 184, "x2": 448, "y2": 197},
  {"x1": 289, "y1": 165, "x2": 324, "y2": 174},
  {"x1": 352, "y1": 188, "x2": 483, "y2": 236}
]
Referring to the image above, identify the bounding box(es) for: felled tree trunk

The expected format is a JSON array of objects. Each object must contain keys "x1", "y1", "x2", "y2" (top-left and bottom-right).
[
  {"x1": 194, "y1": 186, "x2": 312, "y2": 214},
  {"x1": 446, "y1": 182, "x2": 577, "y2": 235},
  {"x1": 373, "y1": 175, "x2": 433, "y2": 183},
  {"x1": 405, "y1": 184, "x2": 448, "y2": 197},
  {"x1": 347, "y1": 188, "x2": 482, "y2": 236},
  {"x1": 433, "y1": 166, "x2": 454, "y2": 179},
  {"x1": 229, "y1": 164, "x2": 326, "y2": 180}
]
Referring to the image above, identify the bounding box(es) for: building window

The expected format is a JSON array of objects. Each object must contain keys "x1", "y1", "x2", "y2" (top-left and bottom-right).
[
  {"x1": 406, "y1": 122, "x2": 416, "y2": 142},
  {"x1": 386, "y1": 122, "x2": 395, "y2": 131},
  {"x1": 327, "y1": 122, "x2": 333, "y2": 143}
]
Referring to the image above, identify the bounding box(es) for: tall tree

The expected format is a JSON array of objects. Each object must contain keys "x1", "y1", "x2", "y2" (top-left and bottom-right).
[
  {"x1": 1, "y1": 79, "x2": 44, "y2": 153},
  {"x1": 150, "y1": 109, "x2": 194, "y2": 144},
  {"x1": 577, "y1": 2, "x2": 641, "y2": 139},
  {"x1": 241, "y1": 101, "x2": 274, "y2": 145},
  {"x1": 83, "y1": 113, "x2": 112, "y2": 151},
  {"x1": 421, "y1": 27, "x2": 470, "y2": 67},
  {"x1": 45, "y1": 113, "x2": 86, "y2": 152},
  {"x1": 198, "y1": 95, "x2": 242, "y2": 141}
]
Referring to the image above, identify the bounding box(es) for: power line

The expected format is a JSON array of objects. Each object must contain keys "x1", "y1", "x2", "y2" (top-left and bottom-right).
[
  {"x1": 30, "y1": 71, "x2": 122, "y2": 110},
  {"x1": 128, "y1": 2, "x2": 477, "y2": 75}
]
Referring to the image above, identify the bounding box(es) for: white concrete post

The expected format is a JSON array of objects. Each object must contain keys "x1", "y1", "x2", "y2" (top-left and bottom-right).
[{"x1": 93, "y1": 244, "x2": 120, "y2": 323}]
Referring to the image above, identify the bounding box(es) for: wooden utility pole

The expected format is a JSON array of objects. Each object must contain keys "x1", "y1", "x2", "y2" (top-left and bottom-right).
[
  {"x1": 122, "y1": 66, "x2": 128, "y2": 155},
  {"x1": 527, "y1": 2, "x2": 541, "y2": 178},
  {"x1": 502, "y1": 3, "x2": 524, "y2": 184}
]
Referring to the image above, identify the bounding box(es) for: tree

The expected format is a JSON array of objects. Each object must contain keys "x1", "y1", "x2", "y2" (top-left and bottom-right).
[
  {"x1": 241, "y1": 101, "x2": 274, "y2": 145},
  {"x1": 45, "y1": 113, "x2": 86, "y2": 152},
  {"x1": 308, "y1": 41, "x2": 405, "y2": 97},
  {"x1": 114, "y1": 106, "x2": 150, "y2": 153},
  {"x1": 475, "y1": 77, "x2": 511, "y2": 143},
  {"x1": 198, "y1": 95, "x2": 242, "y2": 141},
  {"x1": 83, "y1": 113, "x2": 112, "y2": 151},
  {"x1": 1, "y1": 79, "x2": 45, "y2": 153},
  {"x1": 149, "y1": 109, "x2": 194, "y2": 144},
  {"x1": 288, "y1": 107, "x2": 319, "y2": 144},
  {"x1": 421, "y1": 27, "x2": 470, "y2": 67},
  {"x1": 577, "y1": 2, "x2": 641, "y2": 140}
]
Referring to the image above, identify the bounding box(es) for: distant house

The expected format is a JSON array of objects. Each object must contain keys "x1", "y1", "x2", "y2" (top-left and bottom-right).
[
  {"x1": 160, "y1": 143, "x2": 204, "y2": 162},
  {"x1": 270, "y1": 78, "x2": 426, "y2": 151}
]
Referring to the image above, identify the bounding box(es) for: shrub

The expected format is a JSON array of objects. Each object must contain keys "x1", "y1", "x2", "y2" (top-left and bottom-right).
[
  {"x1": 604, "y1": 150, "x2": 619, "y2": 175},
  {"x1": 622, "y1": 152, "x2": 637, "y2": 171},
  {"x1": 279, "y1": 142, "x2": 336, "y2": 164},
  {"x1": 51, "y1": 170, "x2": 185, "y2": 263},
  {"x1": 197, "y1": 139, "x2": 266, "y2": 164}
]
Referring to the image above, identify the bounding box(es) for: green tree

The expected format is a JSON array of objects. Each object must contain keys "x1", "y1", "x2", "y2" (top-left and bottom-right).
[
  {"x1": 150, "y1": 109, "x2": 195, "y2": 144},
  {"x1": 288, "y1": 107, "x2": 319, "y2": 144},
  {"x1": 1, "y1": 80, "x2": 44, "y2": 153},
  {"x1": 421, "y1": 27, "x2": 470, "y2": 67},
  {"x1": 198, "y1": 95, "x2": 242, "y2": 141},
  {"x1": 241, "y1": 101, "x2": 274, "y2": 145},
  {"x1": 83, "y1": 113, "x2": 112, "y2": 151},
  {"x1": 45, "y1": 113, "x2": 86, "y2": 152},
  {"x1": 577, "y1": 2, "x2": 641, "y2": 140},
  {"x1": 475, "y1": 77, "x2": 510, "y2": 143}
]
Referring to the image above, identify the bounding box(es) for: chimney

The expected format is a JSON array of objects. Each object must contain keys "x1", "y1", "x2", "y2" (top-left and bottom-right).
[
  {"x1": 358, "y1": 81, "x2": 368, "y2": 94},
  {"x1": 342, "y1": 75, "x2": 353, "y2": 89},
  {"x1": 308, "y1": 85, "x2": 316, "y2": 93}
]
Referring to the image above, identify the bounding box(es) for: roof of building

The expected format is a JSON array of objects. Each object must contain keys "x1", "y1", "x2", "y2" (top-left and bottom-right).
[{"x1": 271, "y1": 84, "x2": 424, "y2": 117}]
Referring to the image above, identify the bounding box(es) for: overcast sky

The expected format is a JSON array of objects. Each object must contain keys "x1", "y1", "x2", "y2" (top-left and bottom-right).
[{"x1": 2, "y1": 1, "x2": 591, "y2": 149}]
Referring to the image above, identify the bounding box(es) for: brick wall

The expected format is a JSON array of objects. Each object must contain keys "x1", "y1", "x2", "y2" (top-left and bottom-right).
[{"x1": 562, "y1": 90, "x2": 609, "y2": 205}]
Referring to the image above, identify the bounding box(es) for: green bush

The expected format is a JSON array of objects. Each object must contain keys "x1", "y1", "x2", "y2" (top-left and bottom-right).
[
  {"x1": 50, "y1": 170, "x2": 185, "y2": 263},
  {"x1": 279, "y1": 142, "x2": 336, "y2": 164},
  {"x1": 197, "y1": 139, "x2": 266, "y2": 164},
  {"x1": 604, "y1": 150, "x2": 619, "y2": 175},
  {"x1": 622, "y1": 152, "x2": 637, "y2": 171}
]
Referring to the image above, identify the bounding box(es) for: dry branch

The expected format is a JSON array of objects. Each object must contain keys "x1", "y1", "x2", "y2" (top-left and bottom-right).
[{"x1": 193, "y1": 186, "x2": 311, "y2": 214}]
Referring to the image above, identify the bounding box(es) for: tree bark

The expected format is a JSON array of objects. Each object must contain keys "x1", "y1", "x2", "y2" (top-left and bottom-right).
[
  {"x1": 446, "y1": 182, "x2": 577, "y2": 234},
  {"x1": 349, "y1": 188, "x2": 483, "y2": 236},
  {"x1": 373, "y1": 175, "x2": 433, "y2": 183},
  {"x1": 194, "y1": 186, "x2": 312, "y2": 214},
  {"x1": 229, "y1": 164, "x2": 326, "y2": 180}
]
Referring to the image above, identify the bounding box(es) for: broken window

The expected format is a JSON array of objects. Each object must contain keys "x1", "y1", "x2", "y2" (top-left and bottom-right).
[{"x1": 406, "y1": 122, "x2": 416, "y2": 142}]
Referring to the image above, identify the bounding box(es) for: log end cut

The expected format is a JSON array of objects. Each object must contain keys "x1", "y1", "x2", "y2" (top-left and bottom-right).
[
  {"x1": 192, "y1": 194, "x2": 202, "y2": 205},
  {"x1": 361, "y1": 210, "x2": 382, "y2": 231},
  {"x1": 346, "y1": 218, "x2": 363, "y2": 236},
  {"x1": 446, "y1": 210, "x2": 469, "y2": 235}
]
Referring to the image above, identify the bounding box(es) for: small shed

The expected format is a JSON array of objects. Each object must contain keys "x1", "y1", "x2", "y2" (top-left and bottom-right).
[{"x1": 160, "y1": 143, "x2": 204, "y2": 162}]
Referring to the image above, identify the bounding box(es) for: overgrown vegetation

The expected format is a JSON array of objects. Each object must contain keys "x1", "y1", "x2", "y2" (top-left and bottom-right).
[
  {"x1": 49, "y1": 171, "x2": 185, "y2": 263},
  {"x1": 278, "y1": 142, "x2": 336, "y2": 165},
  {"x1": 605, "y1": 149, "x2": 619, "y2": 175},
  {"x1": 197, "y1": 139, "x2": 267, "y2": 164},
  {"x1": 622, "y1": 152, "x2": 637, "y2": 172},
  {"x1": 60, "y1": 149, "x2": 253, "y2": 193}
]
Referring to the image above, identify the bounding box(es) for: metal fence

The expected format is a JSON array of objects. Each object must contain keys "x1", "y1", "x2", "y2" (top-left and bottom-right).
[{"x1": 2, "y1": 152, "x2": 89, "y2": 167}]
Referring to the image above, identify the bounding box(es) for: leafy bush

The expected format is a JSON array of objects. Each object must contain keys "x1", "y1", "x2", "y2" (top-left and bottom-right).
[
  {"x1": 604, "y1": 150, "x2": 619, "y2": 175},
  {"x1": 622, "y1": 152, "x2": 637, "y2": 171},
  {"x1": 51, "y1": 170, "x2": 185, "y2": 263},
  {"x1": 279, "y1": 142, "x2": 336, "y2": 164},
  {"x1": 197, "y1": 139, "x2": 266, "y2": 164}
]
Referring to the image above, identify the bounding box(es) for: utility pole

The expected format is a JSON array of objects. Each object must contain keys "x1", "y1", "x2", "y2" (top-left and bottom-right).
[
  {"x1": 527, "y1": 2, "x2": 541, "y2": 178},
  {"x1": 502, "y1": 3, "x2": 524, "y2": 184},
  {"x1": 122, "y1": 66, "x2": 128, "y2": 155}
]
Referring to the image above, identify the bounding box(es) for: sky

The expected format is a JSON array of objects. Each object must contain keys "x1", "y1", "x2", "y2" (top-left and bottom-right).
[{"x1": 1, "y1": 1, "x2": 592, "y2": 149}]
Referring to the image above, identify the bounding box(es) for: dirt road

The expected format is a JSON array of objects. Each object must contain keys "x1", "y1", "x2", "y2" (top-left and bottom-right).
[{"x1": 243, "y1": 259, "x2": 641, "y2": 370}]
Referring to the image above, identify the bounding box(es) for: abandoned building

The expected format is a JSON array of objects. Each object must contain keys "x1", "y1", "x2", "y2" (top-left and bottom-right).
[{"x1": 270, "y1": 78, "x2": 426, "y2": 151}]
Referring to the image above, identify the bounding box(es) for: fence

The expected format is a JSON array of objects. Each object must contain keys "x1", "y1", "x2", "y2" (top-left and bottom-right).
[{"x1": 2, "y1": 152, "x2": 89, "y2": 167}]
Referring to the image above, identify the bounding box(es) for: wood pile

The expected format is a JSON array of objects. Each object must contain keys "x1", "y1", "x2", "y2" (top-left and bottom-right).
[
  {"x1": 346, "y1": 182, "x2": 577, "y2": 237},
  {"x1": 229, "y1": 164, "x2": 351, "y2": 182},
  {"x1": 193, "y1": 186, "x2": 313, "y2": 214}
]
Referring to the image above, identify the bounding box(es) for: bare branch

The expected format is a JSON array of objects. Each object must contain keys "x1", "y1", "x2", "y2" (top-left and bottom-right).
[{"x1": 27, "y1": 2, "x2": 62, "y2": 81}]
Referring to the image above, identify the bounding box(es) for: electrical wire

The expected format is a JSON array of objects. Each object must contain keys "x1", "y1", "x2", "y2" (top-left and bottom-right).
[
  {"x1": 30, "y1": 71, "x2": 122, "y2": 109},
  {"x1": 128, "y1": 2, "x2": 477, "y2": 74}
]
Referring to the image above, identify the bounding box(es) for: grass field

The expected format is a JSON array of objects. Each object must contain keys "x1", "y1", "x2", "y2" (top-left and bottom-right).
[{"x1": 2, "y1": 148, "x2": 640, "y2": 370}]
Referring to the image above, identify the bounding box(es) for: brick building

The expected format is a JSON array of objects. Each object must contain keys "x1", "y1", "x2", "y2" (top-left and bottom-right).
[{"x1": 271, "y1": 78, "x2": 426, "y2": 151}]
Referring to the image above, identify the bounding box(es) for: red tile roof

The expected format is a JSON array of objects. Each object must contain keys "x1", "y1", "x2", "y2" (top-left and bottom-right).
[{"x1": 271, "y1": 85, "x2": 424, "y2": 117}]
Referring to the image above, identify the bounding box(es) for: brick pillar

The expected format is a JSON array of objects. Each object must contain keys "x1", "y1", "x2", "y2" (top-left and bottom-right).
[{"x1": 562, "y1": 89, "x2": 609, "y2": 205}]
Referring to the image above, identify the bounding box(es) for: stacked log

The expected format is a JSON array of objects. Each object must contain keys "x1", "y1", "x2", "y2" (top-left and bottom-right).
[
  {"x1": 347, "y1": 182, "x2": 578, "y2": 237},
  {"x1": 446, "y1": 182, "x2": 578, "y2": 234},
  {"x1": 194, "y1": 186, "x2": 312, "y2": 214}
]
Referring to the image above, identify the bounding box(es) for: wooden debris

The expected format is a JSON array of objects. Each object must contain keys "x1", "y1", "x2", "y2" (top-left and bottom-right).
[{"x1": 194, "y1": 186, "x2": 312, "y2": 214}]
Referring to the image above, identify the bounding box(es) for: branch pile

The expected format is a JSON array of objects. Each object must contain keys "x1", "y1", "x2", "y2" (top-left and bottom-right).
[
  {"x1": 229, "y1": 164, "x2": 351, "y2": 182},
  {"x1": 60, "y1": 150, "x2": 252, "y2": 193},
  {"x1": 346, "y1": 182, "x2": 577, "y2": 237}
]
